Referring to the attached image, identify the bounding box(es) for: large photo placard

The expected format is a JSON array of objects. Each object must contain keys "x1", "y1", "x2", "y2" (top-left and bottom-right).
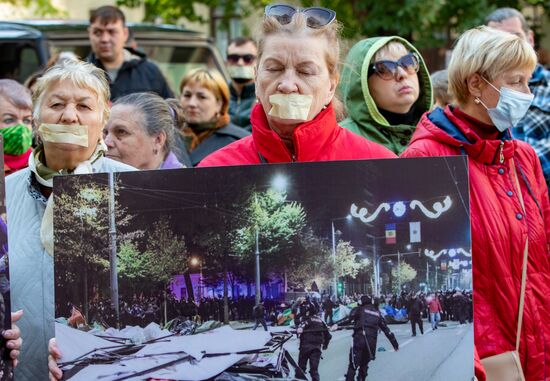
[{"x1": 53, "y1": 157, "x2": 473, "y2": 381}]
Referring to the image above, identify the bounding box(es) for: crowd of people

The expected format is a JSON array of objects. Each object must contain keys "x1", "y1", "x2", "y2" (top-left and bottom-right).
[{"x1": 0, "y1": 2, "x2": 546, "y2": 380}]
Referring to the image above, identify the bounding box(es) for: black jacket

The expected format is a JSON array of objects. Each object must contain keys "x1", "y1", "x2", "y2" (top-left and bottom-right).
[
  {"x1": 189, "y1": 123, "x2": 250, "y2": 166},
  {"x1": 87, "y1": 48, "x2": 174, "y2": 101},
  {"x1": 297, "y1": 315, "x2": 332, "y2": 349},
  {"x1": 229, "y1": 82, "x2": 256, "y2": 131},
  {"x1": 340, "y1": 304, "x2": 398, "y2": 350}
]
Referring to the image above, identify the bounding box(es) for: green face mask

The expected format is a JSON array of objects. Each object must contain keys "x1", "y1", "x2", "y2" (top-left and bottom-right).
[{"x1": 0, "y1": 124, "x2": 33, "y2": 155}]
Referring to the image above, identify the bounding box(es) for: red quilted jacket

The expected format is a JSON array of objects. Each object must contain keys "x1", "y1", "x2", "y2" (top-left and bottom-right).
[
  {"x1": 402, "y1": 106, "x2": 550, "y2": 381},
  {"x1": 199, "y1": 103, "x2": 396, "y2": 166}
]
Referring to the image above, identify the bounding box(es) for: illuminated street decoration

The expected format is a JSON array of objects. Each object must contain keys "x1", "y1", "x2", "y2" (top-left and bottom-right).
[
  {"x1": 410, "y1": 196, "x2": 452, "y2": 219},
  {"x1": 448, "y1": 259, "x2": 472, "y2": 270},
  {"x1": 350, "y1": 202, "x2": 390, "y2": 223},
  {"x1": 350, "y1": 196, "x2": 452, "y2": 222},
  {"x1": 424, "y1": 248, "x2": 472, "y2": 261},
  {"x1": 393, "y1": 201, "x2": 406, "y2": 217}
]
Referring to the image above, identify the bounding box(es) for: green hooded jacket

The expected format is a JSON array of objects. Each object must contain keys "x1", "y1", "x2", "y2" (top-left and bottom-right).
[{"x1": 339, "y1": 36, "x2": 433, "y2": 155}]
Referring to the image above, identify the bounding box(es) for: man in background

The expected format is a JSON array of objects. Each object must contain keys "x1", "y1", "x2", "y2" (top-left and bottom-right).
[
  {"x1": 227, "y1": 37, "x2": 257, "y2": 131},
  {"x1": 87, "y1": 5, "x2": 173, "y2": 100}
]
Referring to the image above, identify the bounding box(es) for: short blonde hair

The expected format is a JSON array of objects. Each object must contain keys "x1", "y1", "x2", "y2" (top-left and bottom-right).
[
  {"x1": 448, "y1": 26, "x2": 537, "y2": 105},
  {"x1": 32, "y1": 60, "x2": 110, "y2": 124},
  {"x1": 373, "y1": 41, "x2": 409, "y2": 62},
  {"x1": 257, "y1": 13, "x2": 342, "y2": 82},
  {"x1": 179, "y1": 68, "x2": 230, "y2": 116}
]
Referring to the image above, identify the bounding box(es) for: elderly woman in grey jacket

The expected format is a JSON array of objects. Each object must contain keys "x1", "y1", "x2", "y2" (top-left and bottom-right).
[{"x1": 6, "y1": 59, "x2": 134, "y2": 380}]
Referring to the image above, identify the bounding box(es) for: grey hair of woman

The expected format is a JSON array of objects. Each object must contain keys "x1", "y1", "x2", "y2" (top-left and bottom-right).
[{"x1": 112, "y1": 92, "x2": 176, "y2": 155}]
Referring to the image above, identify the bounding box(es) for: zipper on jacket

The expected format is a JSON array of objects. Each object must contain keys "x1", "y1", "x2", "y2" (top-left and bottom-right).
[{"x1": 499, "y1": 141, "x2": 504, "y2": 164}]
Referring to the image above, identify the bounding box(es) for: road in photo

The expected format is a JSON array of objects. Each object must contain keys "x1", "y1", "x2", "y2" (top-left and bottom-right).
[{"x1": 285, "y1": 319, "x2": 474, "y2": 381}]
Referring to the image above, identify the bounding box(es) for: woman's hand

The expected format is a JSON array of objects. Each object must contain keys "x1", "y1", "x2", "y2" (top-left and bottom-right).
[
  {"x1": 4, "y1": 310, "x2": 23, "y2": 367},
  {"x1": 48, "y1": 338, "x2": 63, "y2": 381}
]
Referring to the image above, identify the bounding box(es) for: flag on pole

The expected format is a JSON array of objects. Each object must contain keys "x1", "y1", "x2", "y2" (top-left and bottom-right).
[
  {"x1": 409, "y1": 221, "x2": 421, "y2": 243},
  {"x1": 385, "y1": 223, "x2": 396, "y2": 244}
]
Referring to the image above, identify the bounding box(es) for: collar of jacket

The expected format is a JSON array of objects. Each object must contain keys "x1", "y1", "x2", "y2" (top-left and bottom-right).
[
  {"x1": 87, "y1": 47, "x2": 147, "y2": 72},
  {"x1": 230, "y1": 81, "x2": 256, "y2": 99},
  {"x1": 421, "y1": 106, "x2": 516, "y2": 165},
  {"x1": 251, "y1": 102, "x2": 339, "y2": 163}
]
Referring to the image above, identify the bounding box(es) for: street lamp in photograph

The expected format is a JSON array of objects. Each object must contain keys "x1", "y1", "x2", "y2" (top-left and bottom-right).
[{"x1": 190, "y1": 257, "x2": 203, "y2": 299}]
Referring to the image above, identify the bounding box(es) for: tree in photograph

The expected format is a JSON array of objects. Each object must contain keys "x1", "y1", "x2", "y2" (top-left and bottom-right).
[
  {"x1": 145, "y1": 216, "x2": 187, "y2": 324},
  {"x1": 391, "y1": 261, "x2": 417, "y2": 294},
  {"x1": 117, "y1": 240, "x2": 152, "y2": 281},
  {"x1": 146, "y1": 216, "x2": 188, "y2": 284},
  {"x1": 334, "y1": 240, "x2": 370, "y2": 280},
  {"x1": 54, "y1": 175, "x2": 137, "y2": 320},
  {"x1": 287, "y1": 229, "x2": 332, "y2": 292},
  {"x1": 232, "y1": 189, "x2": 307, "y2": 286}
]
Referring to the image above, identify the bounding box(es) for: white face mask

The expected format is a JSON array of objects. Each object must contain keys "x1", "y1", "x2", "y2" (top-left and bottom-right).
[
  {"x1": 477, "y1": 77, "x2": 534, "y2": 132},
  {"x1": 268, "y1": 93, "x2": 313, "y2": 121},
  {"x1": 228, "y1": 65, "x2": 255, "y2": 80}
]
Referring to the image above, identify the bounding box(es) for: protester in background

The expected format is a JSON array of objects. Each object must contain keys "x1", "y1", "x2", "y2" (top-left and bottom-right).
[
  {"x1": 87, "y1": 5, "x2": 173, "y2": 100},
  {"x1": 337, "y1": 295, "x2": 398, "y2": 381},
  {"x1": 179, "y1": 68, "x2": 249, "y2": 166},
  {"x1": 252, "y1": 302, "x2": 268, "y2": 331},
  {"x1": 199, "y1": 4, "x2": 396, "y2": 167},
  {"x1": 0, "y1": 80, "x2": 33, "y2": 175},
  {"x1": 339, "y1": 36, "x2": 432, "y2": 155},
  {"x1": 427, "y1": 292, "x2": 442, "y2": 330},
  {"x1": 227, "y1": 37, "x2": 257, "y2": 131},
  {"x1": 430, "y1": 70, "x2": 453, "y2": 110},
  {"x1": 486, "y1": 7, "x2": 550, "y2": 191},
  {"x1": 402, "y1": 26, "x2": 550, "y2": 381},
  {"x1": 8, "y1": 60, "x2": 134, "y2": 380},
  {"x1": 104, "y1": 92, "x2": 184, "y2": 170},
  {"x1": 407, "y1": 292, "x2": 424, "y2": 336},
  {"x1": 295, "y1": 301, "x2": 331, "y2": 381}
]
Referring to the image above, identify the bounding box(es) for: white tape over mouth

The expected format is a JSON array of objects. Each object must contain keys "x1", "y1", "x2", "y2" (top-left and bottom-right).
[
  {"x1": 38, "y1": 123, "x2": 89, "y2": 147},
  {"x1": 268, "y1": 93, "x2": 313, "y2": 121}
]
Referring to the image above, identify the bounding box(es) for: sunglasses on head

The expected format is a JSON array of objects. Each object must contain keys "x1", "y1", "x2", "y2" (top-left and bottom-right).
[
  {"x1": 227, "y1": 54, "x2": 256, "y2": 65},
  {"x1": 368, "y1": 52, "x2": 420, "y2": 81},
  {"x1": 265, "y1": 4, "x2": 336, "y2": 29}
]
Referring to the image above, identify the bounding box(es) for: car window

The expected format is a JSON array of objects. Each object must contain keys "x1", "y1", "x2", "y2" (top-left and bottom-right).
[
  {"x1": 0, "y1": 41, "x2": 40, "y2": 83},
  {"x1": 49, "y1": 43, "x2": 224, "y2": 96},
  {"x1": 139, "y1": 45, "x2": 225, "y2": 95}
]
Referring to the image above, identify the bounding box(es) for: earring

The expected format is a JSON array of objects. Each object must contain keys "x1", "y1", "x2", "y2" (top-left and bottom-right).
[{"x1": 153, "y1": 148, "x2": 158, "y2": 155}]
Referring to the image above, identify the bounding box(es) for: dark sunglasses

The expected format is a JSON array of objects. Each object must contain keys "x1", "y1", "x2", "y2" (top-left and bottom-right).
[
  {"x1": 265, "y1": 4, "x2": 336, "y2": 29},
  {"x1": 368, "y1": 53, "x2": 420, "y2": 81},
  {"x1": 227, "y1": 54, "x2": 256, "y2": 65}
]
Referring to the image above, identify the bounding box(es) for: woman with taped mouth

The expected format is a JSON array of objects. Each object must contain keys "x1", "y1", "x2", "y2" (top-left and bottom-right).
[
  {"x1": 6, "y1": 59, "x2": 134, "y2": 380},
  {"x1": 198, "y1": 4, "x2": 396, "y2": 168}
]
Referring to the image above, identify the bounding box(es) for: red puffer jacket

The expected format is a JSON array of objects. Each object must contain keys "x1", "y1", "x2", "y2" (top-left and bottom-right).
[
  {"x1": 199, "y1": 102, "x2": 396, "y2": 166},
  {"x1": 402, "y1": 106, "x2": 550, "y2": 381}
]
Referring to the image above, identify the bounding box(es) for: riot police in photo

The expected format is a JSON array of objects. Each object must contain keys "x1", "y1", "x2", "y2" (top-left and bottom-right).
[
  {"x1": 337, "y1": 295, "x2": 399, "y2": 381},
  {"x1": 295, "y1": 300, "x2": 332, "y2": 381}
]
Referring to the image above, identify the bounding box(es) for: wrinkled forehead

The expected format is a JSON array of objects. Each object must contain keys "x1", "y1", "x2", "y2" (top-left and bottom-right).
[
  {"x1": 42, "y1": 79, "x2": 100, "y2": 103},
  {"x1": 260, "y1": 33, "x2": 328, "y2": 64}
]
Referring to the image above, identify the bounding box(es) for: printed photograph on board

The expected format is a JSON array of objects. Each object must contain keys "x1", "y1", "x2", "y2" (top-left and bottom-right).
[{"x1": 53, "y1": 157, "x2": 473, "y2": 381}]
